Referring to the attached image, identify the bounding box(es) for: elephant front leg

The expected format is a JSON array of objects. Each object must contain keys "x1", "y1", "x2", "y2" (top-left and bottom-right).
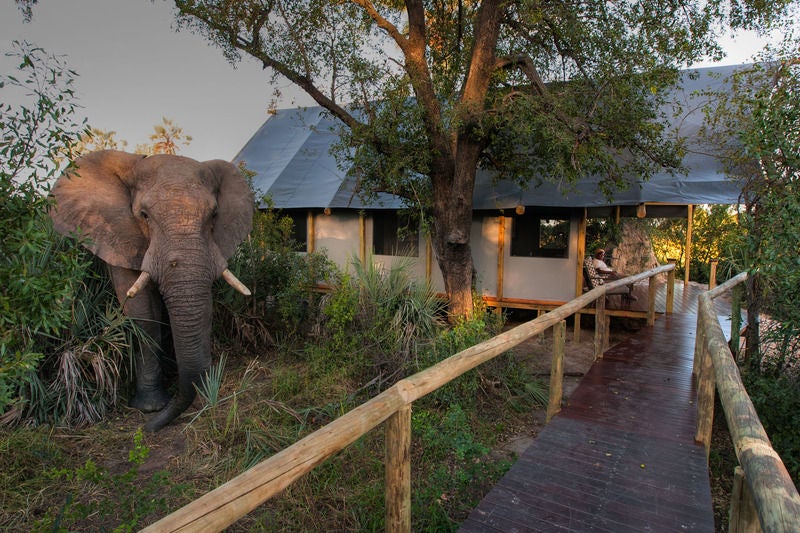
[{"x1": 110, "y1": 266, "x2": 171, "y2": 412}]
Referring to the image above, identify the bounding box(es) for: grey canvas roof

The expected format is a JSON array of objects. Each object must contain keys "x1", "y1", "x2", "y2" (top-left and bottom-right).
[{"x1": 234, "y1": 64, "x2": 745, "y2": 211}]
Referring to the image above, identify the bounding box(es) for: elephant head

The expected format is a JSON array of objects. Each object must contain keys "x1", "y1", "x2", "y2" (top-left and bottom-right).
[{"x1": 50, "y1": 150, "x2": 254, "y2": 431}]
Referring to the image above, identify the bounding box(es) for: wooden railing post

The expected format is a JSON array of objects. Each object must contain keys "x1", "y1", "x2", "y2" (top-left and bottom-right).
[
  {"x1": 693, "y1": 312, "x2": 705, "y2": 379},
  {"x1": 546, "y1": 321, "x2": 566, "y2": 423},
  {"x1": 729, "y1": 466, "x2": 762, "y2": 533},
  {"x1": 386, "y1": 405, "x2": 412, "y2": 533},
  {"x1": 594, "y1": 294, "x2": 606, "y2": 360},
  {"x1": 666, "y1": 259, "x2": 676, "y2": 314},
  {"x1": 647, "y1": 275, "x2": 657, "y2": 326},
  {"x1": 695, "y1": 328, "x2": 715, "y2": 459},
  {"x1": 709, "y1": 259, "x2": 719, "y2": 290}
]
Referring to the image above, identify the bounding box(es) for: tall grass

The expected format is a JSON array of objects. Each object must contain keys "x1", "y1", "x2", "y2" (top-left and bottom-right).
[{"x1": 309, "y1": 255, "x2": 445, "y2": 393}]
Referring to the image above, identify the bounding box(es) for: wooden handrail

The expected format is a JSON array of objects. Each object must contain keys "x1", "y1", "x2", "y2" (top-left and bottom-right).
[
  {"x1": 142, "y1": 263, "x2": 675, "y2": 532},
  {"x1": 695, "y1": 271, "x2": 800, "y2": 532}
]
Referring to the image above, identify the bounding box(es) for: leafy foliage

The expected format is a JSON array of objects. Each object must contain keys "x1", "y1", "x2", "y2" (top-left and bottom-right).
[
  {"x1": 649, "y1": 205, "x2": 741, "y2": 283},
  {"x1": 1, "y1": 41, "x2": 91, "y2": 419},
  {"x1": 0, "y1": 41, "x2": 151, "y2": 427},
  {"x1": 743, "y1": 372, "x2": 800, "y2": 484},
  {"x1": 700, "y1": 18, "x2": 800, "y2": 482},
  {"x1": 214, "y1": 198, "x2": 337, "y2": 348},
  {"x1": 307, "y1": 255, "x2": 445, "y2": 392},
  {"x1": 174, "y1": 0, "x2": 789, "y2": 318}
]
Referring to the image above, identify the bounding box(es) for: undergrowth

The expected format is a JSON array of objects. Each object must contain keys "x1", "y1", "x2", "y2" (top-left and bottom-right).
[{"x1": 0, "y1": 266, "x2": 549, "y2": 532}]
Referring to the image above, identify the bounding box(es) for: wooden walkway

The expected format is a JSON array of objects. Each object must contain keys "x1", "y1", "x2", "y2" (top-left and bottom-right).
[{"x1": 460, "y1": 312, "x2": 715, "y2": 532}]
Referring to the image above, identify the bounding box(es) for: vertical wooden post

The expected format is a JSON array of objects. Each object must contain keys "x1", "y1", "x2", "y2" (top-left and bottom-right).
[
  {"x1": 496, "y1": 216, "x2": 505, "y2": 314},
  {"x1": 729, "y1": 466, "x2": 762, "y2": 533},
  {"x1": 537, "y1": 309, "x2": 546, "y2": 342},
  {"x1": 666, "y1": 259, "x2": 676, "y2": 314},
  {"x1": 693, "y1": 312, "x2": 705, "y2": 379},
  {"x1": 425, "y1": 236, "x2": 432, "y2": 285},
  {"x1": 695, "y1": 337, "x2": 715, "y2": 459},
  {"x1": 385, "y1": 405, "x2": 411, "y2": 533},
  {"x1": 546, "y1": 321, "x2": 566, "y2": 424},
  {"x1": 594, "y1": 295, "x2": 606, "y2": 360},
  {"x1": 685, "y1": 204, "x2": 694, "y2": 286},
  {"x1": 359, "y1": 212, "x2": 366, "y2": 264},
  {"x1": 574, "y1": 210, "x2": 587, "y2": 343},
  {"x1": 709, "y1": 259, "x2": 719, "y2": 290},
  {"x1": 575, "y1": 209, "x2": 587, "y2": 298},
  {"x1": 647, "y1": 276, "x2": 657, "y2": 326},
  {"x1": 307, "y1": 211, "x2": 315, "y2": 253}
]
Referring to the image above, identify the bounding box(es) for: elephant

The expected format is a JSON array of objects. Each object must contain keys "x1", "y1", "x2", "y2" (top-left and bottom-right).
[{"x1": 50, "y1": 150, "x2": 254, "y2": 432}]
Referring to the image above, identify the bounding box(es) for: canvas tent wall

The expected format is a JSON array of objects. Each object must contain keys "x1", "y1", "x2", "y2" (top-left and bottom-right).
[{"x1": 233, "y1": 64, "x2": 744, "y2": 309}]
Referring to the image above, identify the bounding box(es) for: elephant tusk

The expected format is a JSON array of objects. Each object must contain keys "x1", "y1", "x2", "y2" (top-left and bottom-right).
[
  {"x1": 222, "y1": 269, "x2": 251, "y2": 296},
  {"x1": 126, "y1": 271, "x2": 151, "y2": 298}
]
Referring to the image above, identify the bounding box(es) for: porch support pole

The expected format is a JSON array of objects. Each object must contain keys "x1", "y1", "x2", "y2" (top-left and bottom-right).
[
  {"x1": 496, "y1": 216, "x2": 505, "y2": 310},
  {"x1": 425, "y1": 235, "x2": 432, "y2": 285},
  {"x1": 359, "y1": 212, "x2": 366, "y2": 264},
  {"x1": 307, "y1": 211, "x2": 315, "y2": 253},
  {"x1": 574, "y1": 209, "x2": 587, "y2": 342}
]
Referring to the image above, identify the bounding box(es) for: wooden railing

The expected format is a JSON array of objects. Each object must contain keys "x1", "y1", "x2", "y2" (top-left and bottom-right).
[
  {"x1": 694, "y1": 272, "x2": 800, "y2": 532},
  {"x1": 142, "y1": 263, "x2": 675, "y2": 532}
]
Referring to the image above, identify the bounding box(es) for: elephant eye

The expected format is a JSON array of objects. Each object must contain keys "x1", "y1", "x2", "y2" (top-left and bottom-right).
[{"x1": 140, "y1": 210, "x2": 149, "y2": 220}]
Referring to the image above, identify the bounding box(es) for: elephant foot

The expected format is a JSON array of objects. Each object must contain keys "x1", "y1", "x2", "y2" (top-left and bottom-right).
[{"x1": 129, "y1": 388, "x2": 171, "y2": 413}]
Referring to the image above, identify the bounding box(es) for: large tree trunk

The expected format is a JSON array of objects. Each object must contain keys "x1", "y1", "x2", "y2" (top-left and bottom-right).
[{"x1": 430, "y1": 151, "x2": 480, "y2": 321}]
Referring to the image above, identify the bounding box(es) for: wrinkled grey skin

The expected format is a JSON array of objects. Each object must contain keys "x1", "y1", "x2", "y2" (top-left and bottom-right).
[{"x1": 50, "y1": 150, "x2": 253, "y2": 431}]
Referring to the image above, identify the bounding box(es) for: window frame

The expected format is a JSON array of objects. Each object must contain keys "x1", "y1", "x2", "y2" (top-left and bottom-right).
[
  {"x1": 372, "y1": 211, "x2": 420, "y2": 257},
  {"x1": 510, "y1": 209, "x2": 572, "y2": 259}
]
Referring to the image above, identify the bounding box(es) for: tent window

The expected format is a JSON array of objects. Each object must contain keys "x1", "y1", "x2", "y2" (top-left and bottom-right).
[
  {"x1": 511, "y1": 213, "x2": 570, "y2": 258},
  {"x1": 373, "y1": 212, "x2": 419, "y2": 257},
  {"x1": 286, "y1": 212, "x2": 307, "y2": 251}
]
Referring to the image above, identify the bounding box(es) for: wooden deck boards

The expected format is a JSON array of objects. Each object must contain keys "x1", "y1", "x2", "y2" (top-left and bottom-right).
[{"x1": 460, "y1": 313, "x2": 715, "y2": 532}]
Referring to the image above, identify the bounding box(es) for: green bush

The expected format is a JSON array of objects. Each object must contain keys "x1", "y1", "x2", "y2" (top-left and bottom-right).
[
  {"x1": 743, "y1": 372, "x2": 800, "y2": 485},
  {"x1": 307, "y1": 255, "x2": 445, "y2": 392},
  {"x1": 214, "y1": 200, "x2": 337, "y2": 349},
  {"x1": 0, "y1": 41, "x2": 148, "y2": 427}
]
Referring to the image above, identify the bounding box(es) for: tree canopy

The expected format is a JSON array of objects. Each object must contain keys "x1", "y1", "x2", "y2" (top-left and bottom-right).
[{"x1": 174, "y1": 0, "x2": 790, "y2": 318}]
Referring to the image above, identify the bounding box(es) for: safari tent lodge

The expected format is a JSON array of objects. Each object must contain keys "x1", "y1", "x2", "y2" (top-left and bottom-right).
[{"x1": 233, "y1": 65, "x2": 744, "y2": 313}]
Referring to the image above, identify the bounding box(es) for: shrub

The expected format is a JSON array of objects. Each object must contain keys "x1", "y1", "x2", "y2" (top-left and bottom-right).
[
  {"x1": 308, "y1": 255, "x2": 445, "y2": 392},
  {"x1": 743, "y1": 371, "x2": 800, "y2": 484},
  {"x1": 214, "y1": 199, "x2": 337, "y2": 349},
  {"x1": 1, "y1": 41, "x2": 147, "y2": 427}
]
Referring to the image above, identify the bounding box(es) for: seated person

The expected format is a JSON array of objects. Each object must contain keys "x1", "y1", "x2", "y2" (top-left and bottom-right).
[
  {"x1": 593, "y1": 248, "x2": 637, "y2": 300},
  {"x1": 593, "y1": 248, "x2": 618, "y2": 278}
]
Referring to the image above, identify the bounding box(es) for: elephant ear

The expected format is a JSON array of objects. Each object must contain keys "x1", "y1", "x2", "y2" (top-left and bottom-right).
[
  {"x1": 50, "y1": 150, "x2": 147, "y2": 269},
  {"x1": 206, "y1": 160, "x2": 254, "y2": 259}
]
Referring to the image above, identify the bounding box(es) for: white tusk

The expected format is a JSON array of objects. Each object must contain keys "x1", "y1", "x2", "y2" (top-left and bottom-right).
[
  {"x1": 127, "y1": 271, "x2": 151, "y2": 298},
  {"x1": 222, "y1": 269, "x2": 251, "y2": 296}
]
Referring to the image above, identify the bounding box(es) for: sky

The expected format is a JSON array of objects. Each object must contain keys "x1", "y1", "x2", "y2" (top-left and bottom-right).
[
  {"x1": 1, "y1": 0, "x2": 772, "y2": 162},
  {"x1": 0, "y1": 0, "x2": 312, "y2": 161}
]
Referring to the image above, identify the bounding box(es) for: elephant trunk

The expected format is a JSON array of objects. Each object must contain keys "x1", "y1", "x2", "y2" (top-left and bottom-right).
[{"x1": 143, "y1": 267, "x2": 215, "y2": 432}]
